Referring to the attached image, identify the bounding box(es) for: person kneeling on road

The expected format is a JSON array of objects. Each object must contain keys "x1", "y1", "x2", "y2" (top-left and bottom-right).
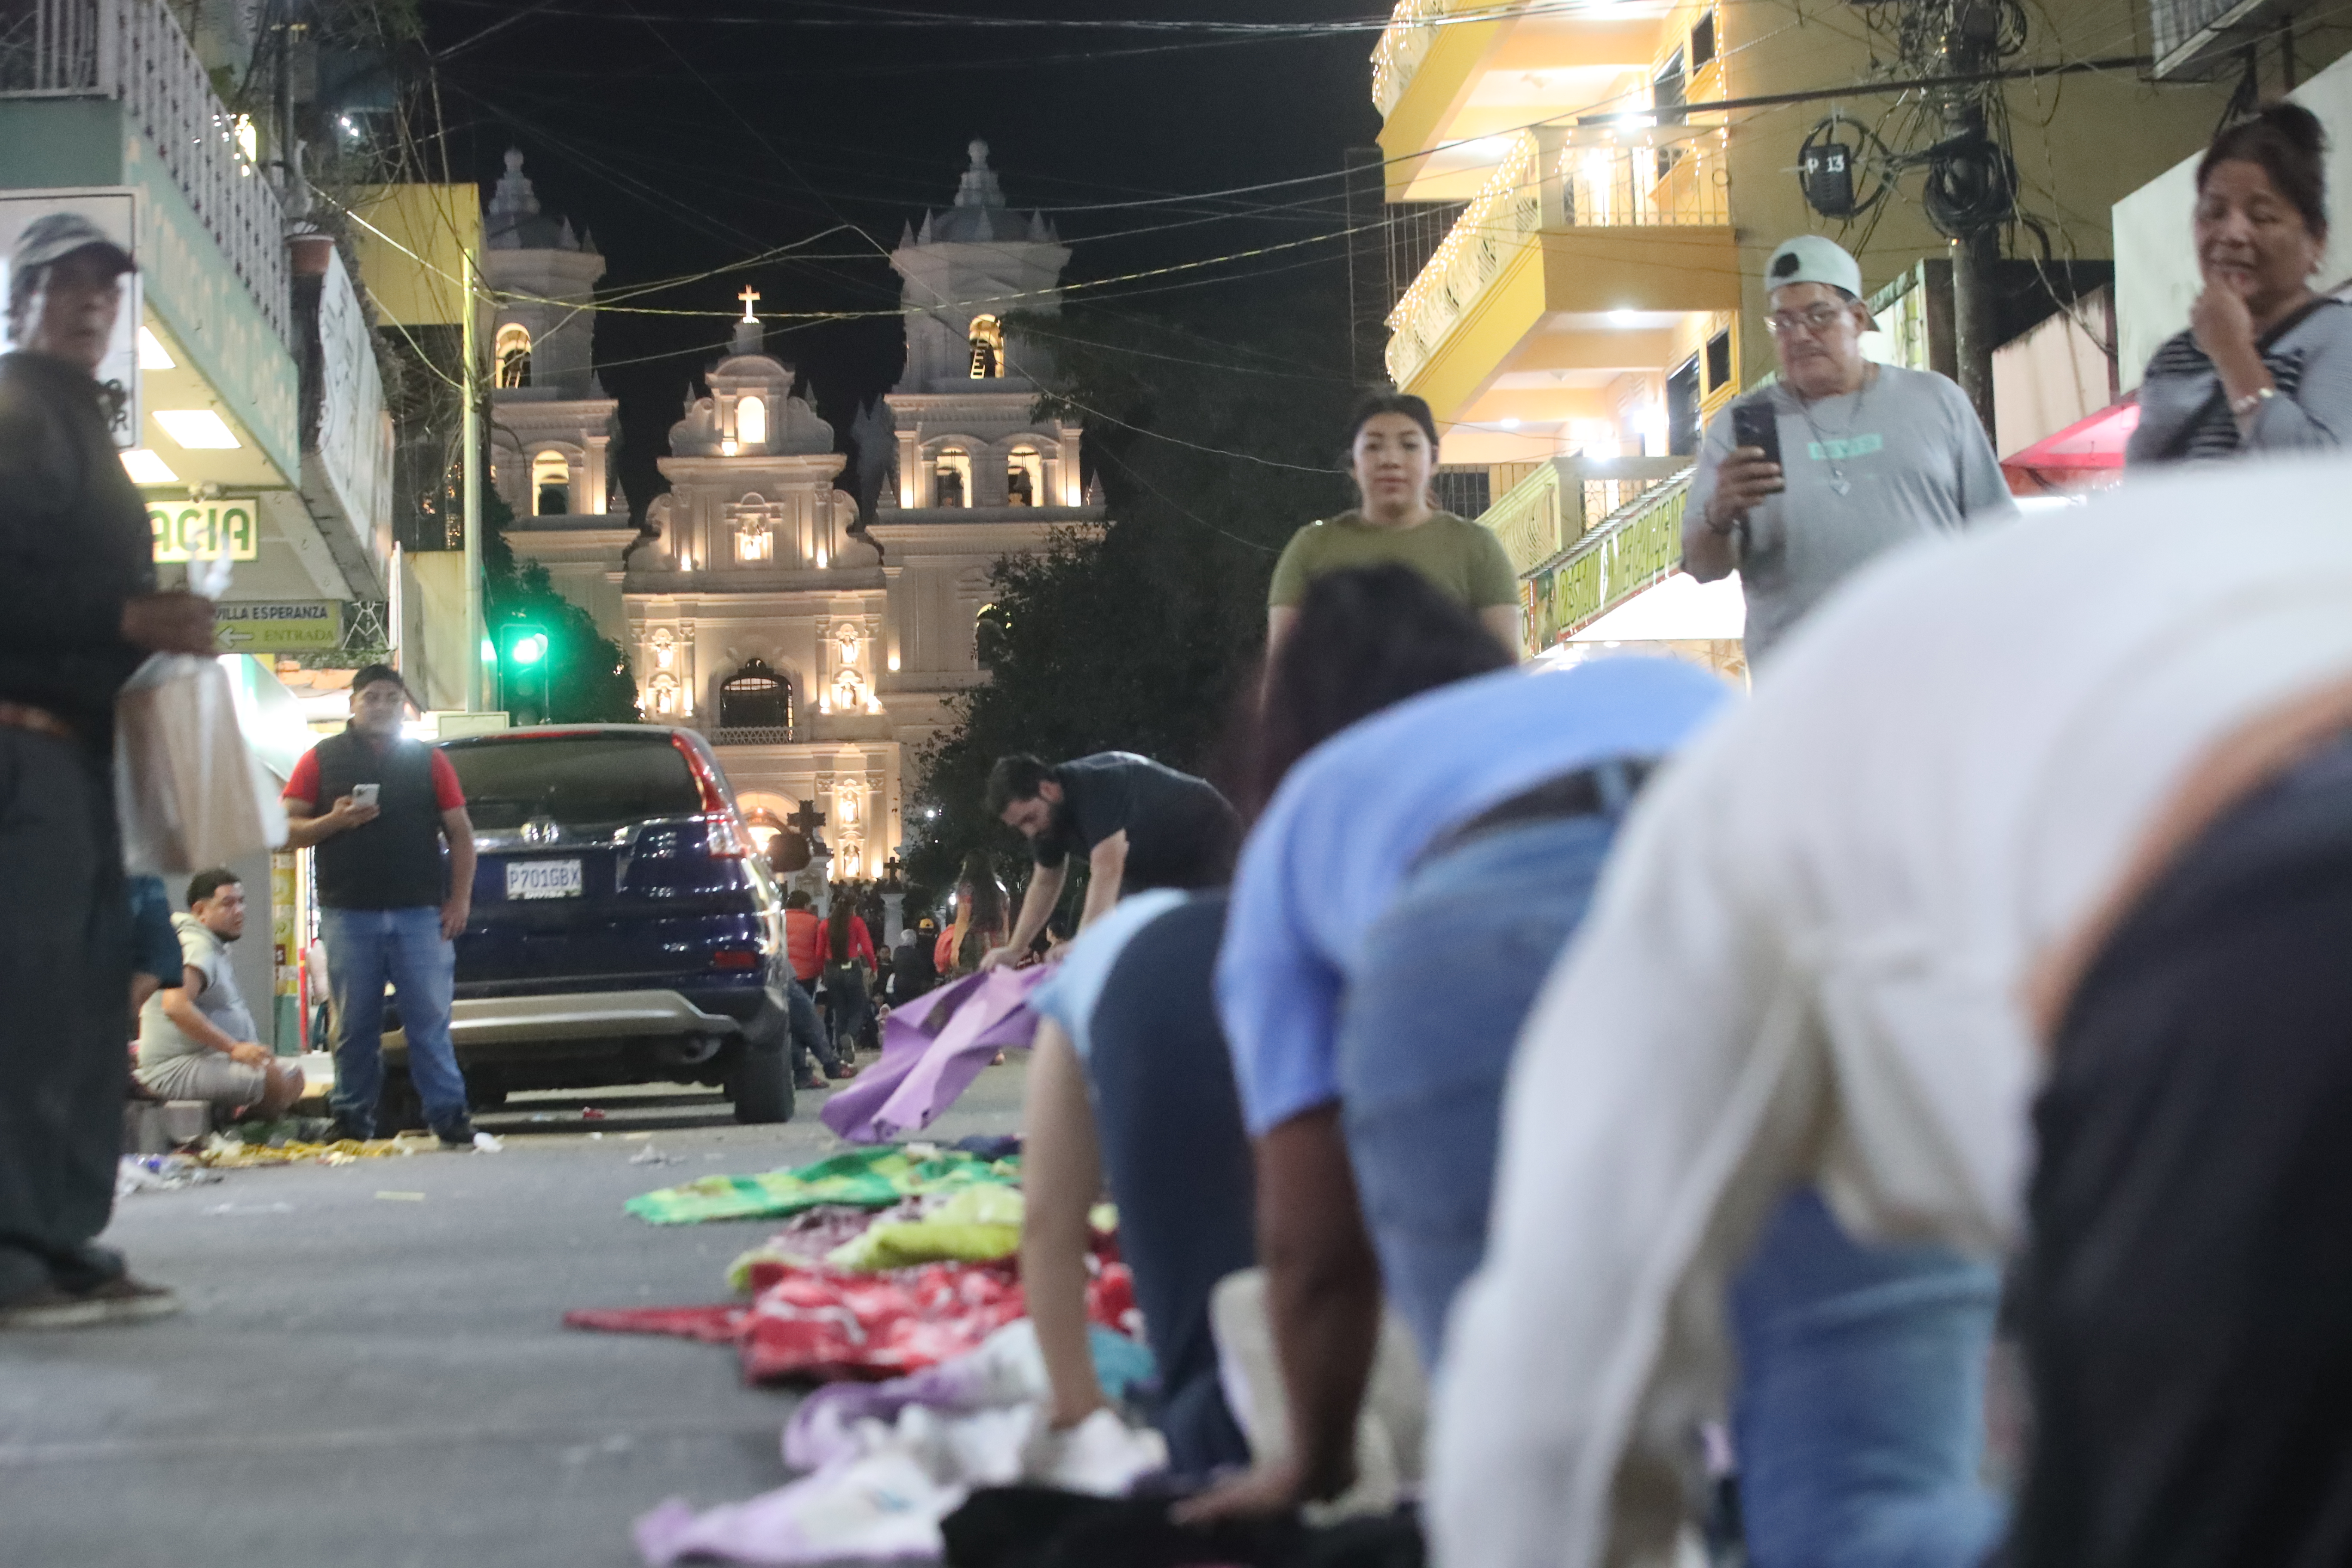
[{"x1": 134, "y1": 870, "x2": 305, "y2": 1121}]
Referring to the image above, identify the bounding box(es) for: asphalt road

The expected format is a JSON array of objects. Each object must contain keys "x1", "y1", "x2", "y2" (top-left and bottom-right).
[{"x1": 0, "y1": 1060, "x2": 1031, "y2": 1568}]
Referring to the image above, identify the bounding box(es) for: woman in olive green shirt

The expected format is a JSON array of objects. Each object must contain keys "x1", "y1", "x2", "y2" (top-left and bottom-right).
[{"x1": 1269, "y1": 392, "x2": 1521, "y2": 656}]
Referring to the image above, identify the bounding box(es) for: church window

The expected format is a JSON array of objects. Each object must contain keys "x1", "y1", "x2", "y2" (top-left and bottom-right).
[
  {"x1": 1006, "y1": 444, "x2": 1042, "y2": 508},
  {"x1": 496, "y1": 325, "x2": 532, "y2": 389},
  {"x1": 968, "y1": 315, "x2": 1003, "y2": 380},
  {"x1": 975, "y1": 602, "x2": 1011, "y2": 668},
  {"x1": 719, "y1": 659, "x2": 793, "y2": 731},
  {"x1": 935, "y1": 447, "x2": 971, "y2": 508},
  {"x1": 646, "y1": 673, "x2": 678, "y2": 717},
  {"x1": 736, "y1": 395, "x2": 767, "y2": 449},
  {"x1": 532, "y1": 450, "x2": 570, "y2": 516},
  {"x1": 735, "y1": 521, "x2": 773, "y2": 564}
]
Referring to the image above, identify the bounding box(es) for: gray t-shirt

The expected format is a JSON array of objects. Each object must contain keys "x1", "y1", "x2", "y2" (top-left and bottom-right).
[
  {"x1": 1689, "y1": 364, "x2": 2015, "y2": 666},
  {"x1": 137, "y1": 913, "x2": 257, "y2": 1067}
]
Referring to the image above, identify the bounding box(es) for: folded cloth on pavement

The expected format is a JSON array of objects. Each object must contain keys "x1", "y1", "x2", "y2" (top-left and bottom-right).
[
  {"x1": 624, "y1": 1144, "x2": 1021, "y2": 1226},
  {"x1": 827, "y1": 1185, "x2": 1026, "y2": 1272},
  {"x1": 633, "y1": 1320, "x2": 1170, "y2": 1568},
  {"x1": 821, "y1": 968, "x2": 1050, "y2": 1144}
]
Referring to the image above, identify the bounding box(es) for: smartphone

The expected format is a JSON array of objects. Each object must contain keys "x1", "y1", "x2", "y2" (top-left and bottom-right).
[
  {"x1": 1730, "y1": 398, "x2": 1782, "y2": 471},
  {"x1": 350, "y1": 783, "x2": 381, "y2": 808}
]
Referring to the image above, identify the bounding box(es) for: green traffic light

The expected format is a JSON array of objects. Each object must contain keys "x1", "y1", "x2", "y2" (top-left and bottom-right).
[{"x1": 513, "y1": 632, "x2": 548, "y2": 665}]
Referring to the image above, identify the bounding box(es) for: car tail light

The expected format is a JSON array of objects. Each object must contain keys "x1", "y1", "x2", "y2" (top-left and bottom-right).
[
  {"x1": 671, "y1": 734, "x2": 748, "y2": 858},
  {"x1": 711, "y1": 948, "x2": 759, "y2": 972}
]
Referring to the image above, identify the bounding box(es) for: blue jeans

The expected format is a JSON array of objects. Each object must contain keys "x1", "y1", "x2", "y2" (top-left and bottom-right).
[
  {"x1": 1338, "y1": 808, "x2": 1626, "y2": 1369},
  {"x1": 324, "y1": 905, "x2": 468, "y2": 1135},
  {"x1": 825, "y1": 967, "x2": 870, "y2": 1057},
  {"x1": 785, "y1": 976, "x2": 839, "y2": 1078},
  {"x1": 1731, "y1": 1190, "x2": 2006, "y2": 1568}
]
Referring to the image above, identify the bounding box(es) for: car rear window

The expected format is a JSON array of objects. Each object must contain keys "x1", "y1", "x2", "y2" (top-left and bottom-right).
[{"x1": 445, "y1": 735, "x2": 701, "y2": 833}]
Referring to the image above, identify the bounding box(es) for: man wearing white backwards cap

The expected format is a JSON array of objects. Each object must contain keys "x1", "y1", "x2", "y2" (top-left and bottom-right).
[{"x1": 1684, "y1": 234, "x2": 2013, "y2": 669}]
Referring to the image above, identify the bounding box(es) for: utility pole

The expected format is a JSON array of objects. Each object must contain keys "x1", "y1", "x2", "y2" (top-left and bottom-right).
[
  {"x1": 463, "y1": 252, "x2": 486, "y2": 714},
  {"x1": 1942, "y1": 0, "x2": 2003, "y2": 432}
]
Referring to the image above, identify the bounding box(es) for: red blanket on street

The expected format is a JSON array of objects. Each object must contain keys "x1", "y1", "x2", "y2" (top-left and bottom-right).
[{"x1": 565, "y1": 1258, "x2": 1137, "y2": 1385}]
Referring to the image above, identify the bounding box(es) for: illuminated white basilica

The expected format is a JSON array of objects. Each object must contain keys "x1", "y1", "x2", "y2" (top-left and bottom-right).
[{"x1": 496, "y1": 141, "x2": 1104, "y2": 875}]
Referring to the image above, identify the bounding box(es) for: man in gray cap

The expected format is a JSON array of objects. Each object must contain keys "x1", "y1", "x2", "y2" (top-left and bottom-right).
[
  {"x1": 0, "y1": 211, "x2": 218, "y2": 1329},
  {"x1": 1684, "y1": 235, "x2": 2013, "y2": 669}
]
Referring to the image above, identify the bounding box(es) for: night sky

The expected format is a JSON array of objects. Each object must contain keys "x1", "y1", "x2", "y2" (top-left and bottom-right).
[{"x1": 418, "y1": 0, "x2": 1387, "y2": 513}]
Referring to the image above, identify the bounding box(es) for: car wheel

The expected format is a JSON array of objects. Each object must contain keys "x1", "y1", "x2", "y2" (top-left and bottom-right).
[{"x1": 730, "y1": 999, "x2": 796, "y2": 1126}]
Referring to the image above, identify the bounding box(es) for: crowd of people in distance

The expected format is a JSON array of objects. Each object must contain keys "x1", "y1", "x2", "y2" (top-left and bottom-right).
[{"x1": 951, "y1": 101, "x2": 2352, "y2": 1568}]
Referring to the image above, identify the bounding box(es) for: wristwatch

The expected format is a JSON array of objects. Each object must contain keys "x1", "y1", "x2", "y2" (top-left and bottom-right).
[{"x1": 2231, "y1": 386, "x2": 2276, "y2": 421}]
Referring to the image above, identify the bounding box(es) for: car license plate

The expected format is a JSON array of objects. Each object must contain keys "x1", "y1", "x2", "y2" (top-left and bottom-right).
[{"x1": 507, "y1": 859, "x2": 583, "y2": 900}]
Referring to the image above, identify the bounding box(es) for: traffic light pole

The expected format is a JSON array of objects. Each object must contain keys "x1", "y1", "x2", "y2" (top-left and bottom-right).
[{"x1": 463, "y1": 252, "x2": 487, "y2": 715}]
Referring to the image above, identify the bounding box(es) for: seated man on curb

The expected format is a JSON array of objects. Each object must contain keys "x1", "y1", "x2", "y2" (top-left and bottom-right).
[{"x1": 135, "y1": 870, "x2": 305, "y2": 1121}]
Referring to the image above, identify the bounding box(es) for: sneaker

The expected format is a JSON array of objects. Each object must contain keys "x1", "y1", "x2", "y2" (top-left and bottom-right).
[
  {"x1": 323, "y1": 1116, "x2": 372, "y2": 1144},
  {"x1": 0, "y1": 1277, "x2": 180, "y2": 1330},
  {"x1": 795, "y1": 1073, "x2": 827, "y2": 1091},
  {"x1": 829, "y1": 1061, "x2": 861, "y2": 1080},
  {"x1": 433, "y1": 1118, "x2": 478, "y2": 1149}
]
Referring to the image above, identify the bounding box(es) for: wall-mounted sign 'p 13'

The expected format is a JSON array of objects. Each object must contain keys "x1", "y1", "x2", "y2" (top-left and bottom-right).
[{"x1": 150, "y1": 500, "x2": 259, "y2": 563}]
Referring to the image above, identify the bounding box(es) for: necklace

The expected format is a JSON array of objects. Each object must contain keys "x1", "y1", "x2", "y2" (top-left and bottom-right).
[{"x1": 1795, "y1": 364, "x2": 1875, "y2": 496}]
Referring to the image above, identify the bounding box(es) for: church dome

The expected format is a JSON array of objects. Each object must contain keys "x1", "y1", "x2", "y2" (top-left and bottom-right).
[
  {"x1": 914, "y1": 140, "x2": 1057, "y2": 247},
  {"x1": 486, "y1": 148, "x2": 593, "y2": 253}
]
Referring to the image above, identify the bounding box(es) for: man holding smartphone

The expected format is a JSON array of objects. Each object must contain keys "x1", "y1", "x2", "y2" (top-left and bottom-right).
[
  {"x1": 1684, "y1": 236, "x2": 2013, "y2": 670},
  {"x1": 282, "y1": 665, "x2": 480, "y2": 1147}
]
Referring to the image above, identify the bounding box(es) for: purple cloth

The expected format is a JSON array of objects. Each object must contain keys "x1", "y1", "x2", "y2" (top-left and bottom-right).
[{"x1": 819, "y1": 968, "x2": 1048, "y2": 1144}]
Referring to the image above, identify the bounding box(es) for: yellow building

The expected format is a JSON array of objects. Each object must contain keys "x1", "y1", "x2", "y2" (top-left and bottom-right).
[{"x1": 1369, "y1": 0, "x2": 2345, "y2": 658}]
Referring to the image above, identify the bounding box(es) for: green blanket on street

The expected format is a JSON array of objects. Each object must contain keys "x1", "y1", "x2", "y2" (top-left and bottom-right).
[{"x1": 623, "y1": 1145, "x2": 1023, "y2": 1226}]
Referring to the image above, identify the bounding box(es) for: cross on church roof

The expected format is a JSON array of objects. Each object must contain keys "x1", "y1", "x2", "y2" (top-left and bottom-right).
[
  {"x1": 738, "y1": 285, "x2": 761, "y2": 322},
  {"x1": 787, "y1": 799, "x2": 826, "y2": 835}
]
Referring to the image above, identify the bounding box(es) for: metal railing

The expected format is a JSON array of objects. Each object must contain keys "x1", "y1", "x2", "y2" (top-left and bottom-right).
[
  {"x1": 1480, "y1": 454, "x2": 1693, "y2": 579},
  {"x1": 709, "y1": 727, "x2": 799, "y2": 747},
  {"x1": 1372, "y1": 0, "x2": 1451, "y2": 119},
  {"x1": 1385, "y1": 124, "x2": 1730, "y2": 388},
  {"x1": 1524, "y1": 467, "x2": 1696, "y2": 649},
  {"x1": 0, "y1": 0, "x2": 291, "y2": 347}
]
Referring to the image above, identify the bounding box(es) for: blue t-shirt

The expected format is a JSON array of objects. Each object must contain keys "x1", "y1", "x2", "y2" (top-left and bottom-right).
[
  {"x1": 1031, "y1": 888, "x2": 1190, "y2": 1061},
  {"x1": 1216, "y1": 658, "x2": 1733, "y2": 1136}
]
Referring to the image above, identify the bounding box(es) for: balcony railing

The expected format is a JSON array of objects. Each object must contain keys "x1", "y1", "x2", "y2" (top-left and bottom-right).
[
  {"x1": 1481, "y1": 454, "x2": 1693, "y2": 579},
  {"x1": 0, "y1": 0, "x2": 291, "y2": 347},
  {"x1": 1523, "y1": 468, "x2": 1696, "y2": 650},
  {"x1": 1386, "y1": 123, "x2": 1731, "y2": 389},
  {"x1": 709, "y1": 726, "x2": 800, "y2": 747}
]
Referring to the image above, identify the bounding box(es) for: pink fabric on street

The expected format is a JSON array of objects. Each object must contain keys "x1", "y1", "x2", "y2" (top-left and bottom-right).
[{"x1": 819, "y1": 967, "x2": 1049, "y2": 1144}]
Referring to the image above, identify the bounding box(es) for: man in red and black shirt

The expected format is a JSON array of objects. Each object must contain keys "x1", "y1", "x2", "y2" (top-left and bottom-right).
[{"x1": 283, "y1": 666, "x2": 479, "y2": 1146}]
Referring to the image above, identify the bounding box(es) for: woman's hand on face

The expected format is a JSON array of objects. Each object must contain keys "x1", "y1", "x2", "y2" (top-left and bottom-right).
[{"x1": 2191, "y1": 277, "x2": 2258, "y2": 364}]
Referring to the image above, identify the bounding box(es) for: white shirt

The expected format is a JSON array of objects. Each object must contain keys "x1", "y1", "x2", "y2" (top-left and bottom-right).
[{"x1": 1430, "y1": 457, "x2": 2352, "y2": 1568}]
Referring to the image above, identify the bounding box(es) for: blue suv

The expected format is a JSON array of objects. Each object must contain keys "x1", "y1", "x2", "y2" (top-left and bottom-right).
[{"x1": 381, "y1": 725, "x2": 795, "y2": 1125}]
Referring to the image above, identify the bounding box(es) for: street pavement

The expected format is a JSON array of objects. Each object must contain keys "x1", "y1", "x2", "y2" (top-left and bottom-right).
[{"x1": 0, "y1": 1060, "x2": 1030, "y2": 1568}]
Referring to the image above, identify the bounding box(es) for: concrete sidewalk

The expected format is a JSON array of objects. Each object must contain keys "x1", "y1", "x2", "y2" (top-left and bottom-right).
[{"x1": 0, "y1": 1063, "x2": 1029, "y2": 1567}]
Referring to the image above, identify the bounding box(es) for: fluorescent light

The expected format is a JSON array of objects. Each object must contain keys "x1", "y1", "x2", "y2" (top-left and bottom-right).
[
  {"x1": 137, "y1": 327, "x2": 175, "y2": 370},
  {"x1": 120, "y1": 448, "x2": 177, "y2": 484},
  {"x1": 153, "y1": 409, "x2": 241, "y2": 450},
  {"x1": 1608, "y1": 310, "x2": 1643, "y2": 327},
  {"x1": 1499, "y1": 416, "x2": 1522, "y2": 430}
]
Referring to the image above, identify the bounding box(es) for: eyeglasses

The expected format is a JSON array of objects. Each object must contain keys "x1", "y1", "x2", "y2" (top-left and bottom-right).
[{"x1": 1766, "y1": 304, "x2": 1853, "y2": 337}]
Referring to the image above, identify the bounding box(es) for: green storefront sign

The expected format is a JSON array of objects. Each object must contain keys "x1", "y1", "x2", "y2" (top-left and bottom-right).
[{"x1": 150, "y1": 499, "x2": 260, "y2": 564}]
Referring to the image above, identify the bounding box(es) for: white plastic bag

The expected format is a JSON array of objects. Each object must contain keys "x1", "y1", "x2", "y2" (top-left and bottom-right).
[{"x1": 114, "y1": 654, "x2": 287, "y2": 873}]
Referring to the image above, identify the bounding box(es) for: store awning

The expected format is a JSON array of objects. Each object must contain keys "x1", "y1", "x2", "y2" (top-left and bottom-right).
[{"x1": 2003, "y1": 397, "x2": 2139, "y2": 492}]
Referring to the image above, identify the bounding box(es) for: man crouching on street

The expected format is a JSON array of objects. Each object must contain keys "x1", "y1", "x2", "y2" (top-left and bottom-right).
[{"x1": 135, "y1": 870, "x2": 306, "y2": 1121}]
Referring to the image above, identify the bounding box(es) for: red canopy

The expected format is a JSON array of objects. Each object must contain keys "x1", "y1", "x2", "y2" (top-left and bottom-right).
[{"x1": 2003, "y1": 397, "x2": 2140, "y2": 493}]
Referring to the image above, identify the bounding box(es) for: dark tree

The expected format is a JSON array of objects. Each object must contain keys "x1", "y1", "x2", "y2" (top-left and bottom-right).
[{"x1": 480, "y1": 473, "x2": 641, "y2": 723}]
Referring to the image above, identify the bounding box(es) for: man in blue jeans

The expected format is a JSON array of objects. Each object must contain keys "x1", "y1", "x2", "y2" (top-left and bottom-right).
[{"x1": 282, "y1": 665, "x2": 479, "y2": 1147}]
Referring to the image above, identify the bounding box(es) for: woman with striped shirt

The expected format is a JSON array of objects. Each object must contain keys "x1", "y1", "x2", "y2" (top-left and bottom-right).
[{"x1": 2129, "y1": 103, "x2": 2352, "y2": 465}]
